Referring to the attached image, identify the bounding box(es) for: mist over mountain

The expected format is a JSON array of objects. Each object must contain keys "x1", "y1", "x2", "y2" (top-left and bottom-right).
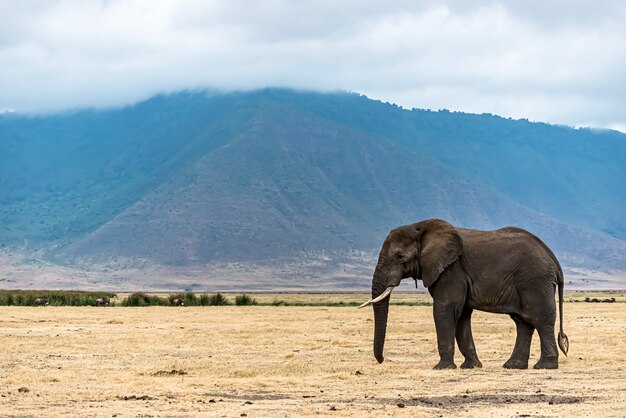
[{"x1": 1, "y1": 89, "x2": 624, "y2": 289}]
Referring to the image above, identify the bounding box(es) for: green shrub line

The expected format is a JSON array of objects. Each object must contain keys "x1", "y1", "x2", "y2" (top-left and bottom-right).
[
  {"x1": 122, "y1": 292, "x2": 169, "y2": 307},
  {"x1": 120, "y1": 292, "x2": 235, "y2": 306},
  {"x1": 259, "y1": 300, "x2": 431, "y2": 307},
  {"x1": 0, "y1": 290, "x2": 116, "y2": 306},
  {"x1": 0, "y1": 290, "x2": 432, "y2": 307}
]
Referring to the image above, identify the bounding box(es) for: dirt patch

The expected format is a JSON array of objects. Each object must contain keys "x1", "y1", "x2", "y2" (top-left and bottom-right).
[
  {"x1": 117, "y1": 395, "x2": 156, "y2": 401},
  {"x1": 151, "y1": 369, "x2": 187, "y2": 376},
  {"x1": 403, "y1": 394, "x2": 586, "y2": 411},
  {"x1": 202, "y1": 390, "x2": 293, "y2": 401}
]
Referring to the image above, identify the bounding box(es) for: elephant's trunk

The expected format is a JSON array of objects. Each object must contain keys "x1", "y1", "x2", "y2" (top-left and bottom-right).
[
  {"x1": 373, "y1": 297, "x2": 390, "y2": 363},
  {"x1": 370, "y1": 263, "x2": 395, "y2": 363}
]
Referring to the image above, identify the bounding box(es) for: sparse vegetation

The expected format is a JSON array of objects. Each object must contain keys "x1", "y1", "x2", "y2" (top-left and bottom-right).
[
  {"x1": 234, "y1": 294, "x2": 257, "y2": 306},
  {"x1": 168, "y1": 292, "x2": 197, "y2": 306},
  {"x1": 0, "y1": 290, "x2": 116, "y2": 306},
  {"x1": 0, "y1": 290, "x2": 438, "y2": 307},
  {"x1": 4, "y1": 290, "x2": 625, "y2": 308},
  {"x1": 121, "y1": 292, "x2": 168, "y2": 307},
  {"x1": 207, "y1": 293, "x2": 230, "y2": 306},
  {"x1": 199, "y1": 293, "x2": 210, "y2": 305},
  {"x1": 263, "y1": 300, "x2": 430, "y2": 307},
  {"x1": 165, "y1": 292, "x2": 235, "y2": 306}
]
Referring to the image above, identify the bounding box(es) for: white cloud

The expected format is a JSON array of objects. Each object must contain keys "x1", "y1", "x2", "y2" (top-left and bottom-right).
[{"x1": 0, "y1": 0, "x2": 625, "y2": 130}]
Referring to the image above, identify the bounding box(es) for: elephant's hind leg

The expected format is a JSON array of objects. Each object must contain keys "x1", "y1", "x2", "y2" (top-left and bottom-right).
[
  {"x1": 526, "y1": 292, "x2": 559, "y2": 369},
  {"x1": 504, "y1": 314, "x2": 534, "y2": 369},
  {"x1": 456, "y1": 308, "x2": 482, "y2": 369},
  {"x1": 533, "y1": 317, "x2": 559, "y2": 369}
]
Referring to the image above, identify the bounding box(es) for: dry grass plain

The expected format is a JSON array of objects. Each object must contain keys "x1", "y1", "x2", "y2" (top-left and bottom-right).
[{"x1": 0, "y1": 293, "x2": 624, "y2": 417}]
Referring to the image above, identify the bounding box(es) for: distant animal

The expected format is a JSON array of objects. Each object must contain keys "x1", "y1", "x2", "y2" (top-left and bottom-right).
[
  {"x1": 33, "y1": 298, "x2": 49, "y2": 306},
  {"x1": 95, "y1": 297, "x2": 110, "y2": 306},
  {"x1": 360, "y1": 219, "x2": 568, "y2": 370},
  {"x1": 171, "y1": 298, "x2": 185, "y2": 306},
  {"x1": 584, "y1": 297, "x2": 615, "y2": 303}
]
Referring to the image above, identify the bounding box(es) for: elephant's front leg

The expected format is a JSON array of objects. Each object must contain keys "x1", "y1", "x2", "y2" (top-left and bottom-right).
[
  {"x1": 456, "y1": 308, "x2": 482, "y2": 369},
  {"x1": 432, "y1": 301, "x2": 460, "y2": 369}
]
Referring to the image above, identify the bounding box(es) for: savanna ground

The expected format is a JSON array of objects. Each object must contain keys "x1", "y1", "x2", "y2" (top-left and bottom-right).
[{"x1": 0, "y1": 293, "x2": 624, "y2": 417}]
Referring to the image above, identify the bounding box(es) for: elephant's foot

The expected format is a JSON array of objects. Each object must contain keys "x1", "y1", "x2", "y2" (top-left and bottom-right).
[
  {"x1": 460, "y1": 358, "x2": 483, "y2": 369},
  {"x1": 433, "y1": 360, "x2": 457, "y2": 370},
  {"x1": 533, "y1": 358, "x2": 558, "y2": 369},
  {"x1": 503, "y1": 358, "x2": 528, "y2": 369}
]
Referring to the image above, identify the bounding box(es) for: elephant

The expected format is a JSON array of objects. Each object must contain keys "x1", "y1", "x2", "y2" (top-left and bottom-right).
[
  {"x1": 171, "y1": 298, "x2": 185, "y2": 306},
  {"x1": 95, "y1": 297, "x2": 110, "y2": 306},
  {"x1": 33, "y1": 298, "x2": 49, "y2": 306},
  {"x1": 359, "y1": 219, "x2": 569, "y2": 370}
]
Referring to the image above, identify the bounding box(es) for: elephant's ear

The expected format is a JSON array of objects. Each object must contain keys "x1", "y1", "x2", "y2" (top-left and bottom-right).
[{"x1": 414, "y1": 219, "x2": 463, "y2": 288}]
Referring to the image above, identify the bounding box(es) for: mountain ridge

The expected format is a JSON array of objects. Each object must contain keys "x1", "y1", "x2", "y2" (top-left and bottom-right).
[{"x1": 1, "y1": 89, "x2": 625, "y2": 289}]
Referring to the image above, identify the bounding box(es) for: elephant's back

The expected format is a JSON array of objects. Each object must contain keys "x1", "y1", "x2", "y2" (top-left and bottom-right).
[
  {"x1": 458, "y1": 227, "x2": 561, "y2": 284},
  {"x1": 458, "y1": 226, "x2": 552, "y2": 253},
  {"x1": 457, "y1": 225, "x2": 534, "y2": 238}
]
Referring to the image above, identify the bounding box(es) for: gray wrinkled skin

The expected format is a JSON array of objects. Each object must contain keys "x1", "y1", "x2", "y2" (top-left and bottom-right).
[{"x1": 370, "y1": 219, "x2": 568, "y2": 370}]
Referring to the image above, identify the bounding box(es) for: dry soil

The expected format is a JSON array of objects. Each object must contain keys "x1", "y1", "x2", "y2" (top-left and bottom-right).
[{"x1": 0, "y1": 295, "x2": 624, "y2": 417}]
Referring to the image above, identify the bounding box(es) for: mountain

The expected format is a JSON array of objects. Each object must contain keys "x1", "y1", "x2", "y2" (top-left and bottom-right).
[{"x1": 1, "y1": 89, "x2": 625, "y2": 290}]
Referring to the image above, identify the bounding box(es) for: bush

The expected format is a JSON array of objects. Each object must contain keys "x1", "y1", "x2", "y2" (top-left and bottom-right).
[
  {"x1": 183, "y1": 292, "x2": 198, "y2": 305},
  {"x1": 234, "y1": 294, "x2": 257, "y2": 306},
  {"x1": 207, "y1": 293, "x2": 230, "y2": 306},
  {"x1": 4, "y1": 293, "x2": 13, "y2": 306},
  {"x1": 122, "y1": 292, "x2": 168, "y2": 307},
  {"x1": 199, "y1": 294, "x2": 210, "y2": 306},
  {"x1": 168, "y1": 292, "x2": 197, "y2": 306},
  {"x1": 270, "y1": 298, "x2": 286, "y2": 306}
]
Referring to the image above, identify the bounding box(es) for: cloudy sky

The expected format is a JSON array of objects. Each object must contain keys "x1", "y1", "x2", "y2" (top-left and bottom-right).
[{"x1": 1, "y1": 1, "x2": 625, "y2": 131}]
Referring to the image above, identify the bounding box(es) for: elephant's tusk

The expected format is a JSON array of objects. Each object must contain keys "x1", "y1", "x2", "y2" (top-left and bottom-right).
[
  {"x1": 357, "y1": 286, "x2": 394, "y2": 309},
  {"x1": 357, "y1": 300, "x2": 373, "y2": 309},
  {"x1": 371, "y1": 286, "x2": 394, "y2": 303}
]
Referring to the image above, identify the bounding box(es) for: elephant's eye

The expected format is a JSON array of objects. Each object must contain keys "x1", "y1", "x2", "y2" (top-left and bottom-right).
[{"x1": 397, "y1": 253, "x2": 404, "y2": 260}]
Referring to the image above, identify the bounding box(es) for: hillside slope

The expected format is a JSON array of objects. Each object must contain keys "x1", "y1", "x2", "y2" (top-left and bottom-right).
[
  {"x1": 0, "y1": 92, "x2": 254, "y2": 243},
  {"x1": 1, "y1": 89, "x2": 625, "y2": 288},
  {"x1": 65, "y1": 101, "x2": 626, "y2": 270},
  {"x1": 260, "y1": 89, "x2": 626, "y2": 240}
]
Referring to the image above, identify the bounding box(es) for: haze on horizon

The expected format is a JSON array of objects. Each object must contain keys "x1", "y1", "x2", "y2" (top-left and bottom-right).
[{"x1": 1, "y1": 1, "x2": 625, "y2": 132}]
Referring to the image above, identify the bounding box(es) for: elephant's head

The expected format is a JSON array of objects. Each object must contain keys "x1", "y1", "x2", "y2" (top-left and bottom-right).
[{"x1": 359, "y1": 219, "x2": 463, "y2": 363}]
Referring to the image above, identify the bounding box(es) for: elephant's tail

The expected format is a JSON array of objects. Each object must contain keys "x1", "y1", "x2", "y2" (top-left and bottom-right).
[{"x1": 557, "y1": 270, "x2": 569, "y2": 356}]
